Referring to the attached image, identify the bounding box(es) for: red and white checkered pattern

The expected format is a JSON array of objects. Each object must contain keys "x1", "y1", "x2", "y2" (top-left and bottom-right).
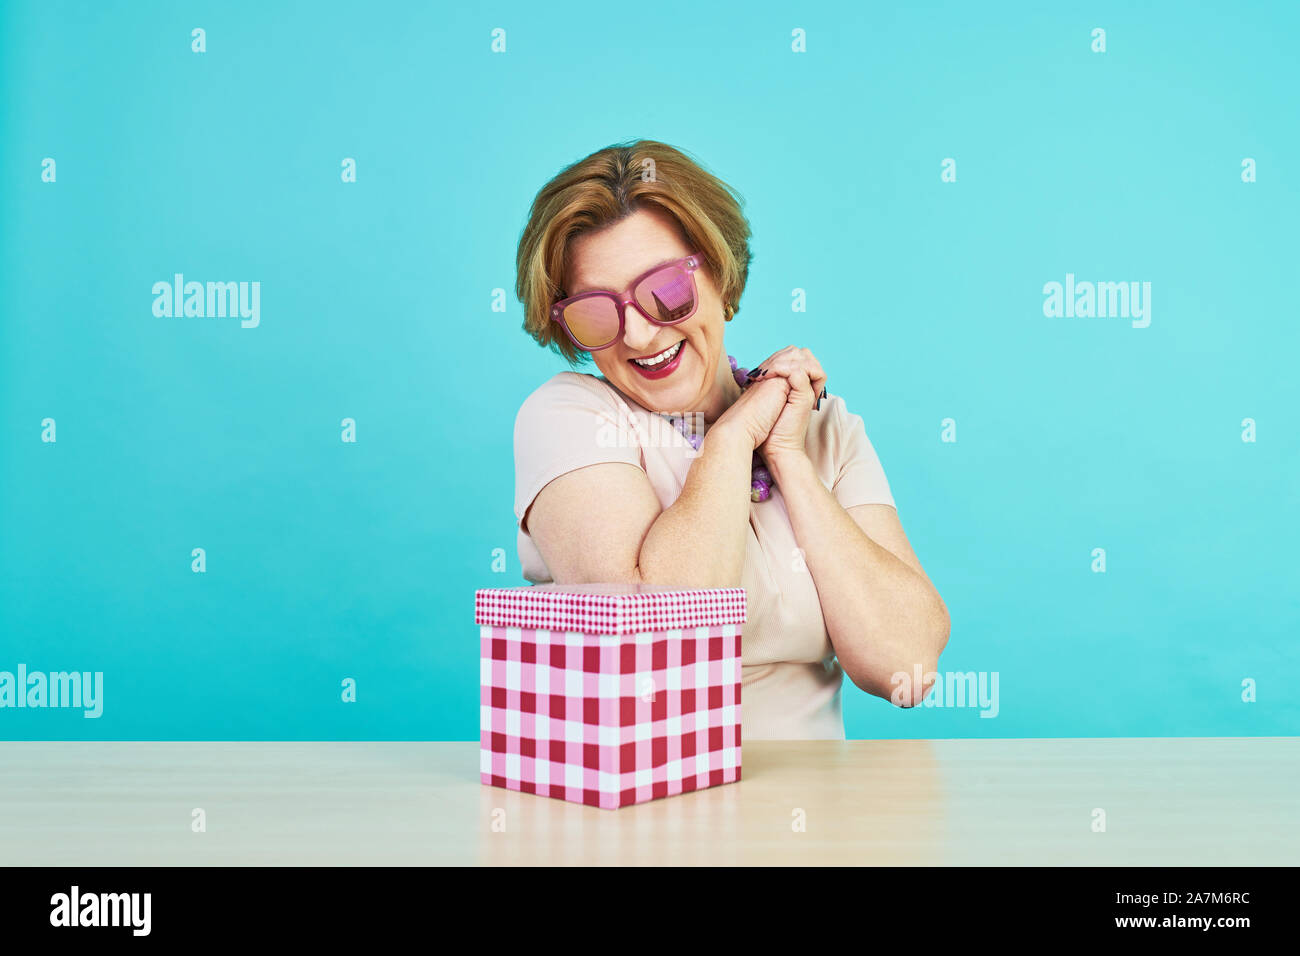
[
  {"x1": 478, "y1": 586, "x2": 745, "y2": 810},
  {"x1": 475, "y1": 584, "x2": 746, "y2": 636}
]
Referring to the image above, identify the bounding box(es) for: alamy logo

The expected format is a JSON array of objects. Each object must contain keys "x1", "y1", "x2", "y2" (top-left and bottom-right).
[
  {"x1": 50, "y1": 886, "x2": 151, "y2": 936},
  {"x1": 1042, "y1": 273, "x2": 1151, "y2": 328},
  {"x1": 0, "y1": 665, "x2": 103, "y2": 717},
  {"x1": 152, "y1": 273, "x2": 260, "y2": 328},
  {"x1": 892, "y1": 666, "x2": 1000, "y2": 717},
  {"x1": 596, "y1": 404, "x2": 705, "y2": 459}
]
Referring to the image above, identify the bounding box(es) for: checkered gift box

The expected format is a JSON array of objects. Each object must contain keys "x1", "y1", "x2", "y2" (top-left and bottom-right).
[{"x1": 476, "y1": 584, "x2": 746, "y2": 809}]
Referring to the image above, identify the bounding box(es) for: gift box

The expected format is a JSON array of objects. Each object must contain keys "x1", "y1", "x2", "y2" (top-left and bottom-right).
[{"x1": 476, "y1": 583, "x2": 746, "y2": 809}]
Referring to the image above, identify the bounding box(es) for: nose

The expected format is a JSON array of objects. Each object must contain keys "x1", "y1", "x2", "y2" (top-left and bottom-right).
[{"x1": 620, "y1": 301, "x2": 661, "y2": 352}]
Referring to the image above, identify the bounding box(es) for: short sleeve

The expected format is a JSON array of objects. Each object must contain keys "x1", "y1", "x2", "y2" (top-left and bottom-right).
[
  {"x1": 513, "y1": 372, "x2": 646, "y2": 530},
  {"x1": 826, "y1": 395, "x2": 895, "y2": 510}
]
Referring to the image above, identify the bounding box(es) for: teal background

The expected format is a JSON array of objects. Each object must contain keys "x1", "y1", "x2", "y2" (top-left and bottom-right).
[{"x1": 1, "y1": 0, "x2": 1296, "y2": 740}]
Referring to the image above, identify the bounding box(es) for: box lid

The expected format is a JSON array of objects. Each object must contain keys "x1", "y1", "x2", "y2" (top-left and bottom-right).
[{"x1": 475, "y1": 584, "x2": 746, "y2": 636}]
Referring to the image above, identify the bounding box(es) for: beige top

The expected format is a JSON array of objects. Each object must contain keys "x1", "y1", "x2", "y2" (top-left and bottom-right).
[{"x1": 512, "y1": 371, "x2": 896, "y2": 739}]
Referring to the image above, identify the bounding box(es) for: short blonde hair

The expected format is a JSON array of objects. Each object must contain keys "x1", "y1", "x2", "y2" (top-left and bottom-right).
[{"x1": 515, "y1": 140, "x2": 753, "y2": 364}]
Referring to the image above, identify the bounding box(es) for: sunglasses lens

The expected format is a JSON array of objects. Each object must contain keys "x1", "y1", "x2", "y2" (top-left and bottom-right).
[
  {"x1": 634, "y1": 265, "x2": 696, "y2": 324},
  {"x1": 560, "y1": 296, "x2": 620, "y2": 349}
]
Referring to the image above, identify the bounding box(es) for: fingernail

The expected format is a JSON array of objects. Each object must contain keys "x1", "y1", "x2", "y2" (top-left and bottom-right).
[
  {"x1": 752, "y1": 367, "x2": 766, "y2": 377},
  {"x1": 821, "y1": 386, "x2": 828, "y2": 399}
]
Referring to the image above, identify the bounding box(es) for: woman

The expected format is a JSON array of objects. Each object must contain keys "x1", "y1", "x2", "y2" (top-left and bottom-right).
[{"x1": 511, "y1": 140, "x2": 949, "y2": 739}]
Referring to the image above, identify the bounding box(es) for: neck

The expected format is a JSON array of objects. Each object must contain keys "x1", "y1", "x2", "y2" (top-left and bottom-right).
[{"x1": 700, "y1": 355, "x2": 743, "y2": 424}]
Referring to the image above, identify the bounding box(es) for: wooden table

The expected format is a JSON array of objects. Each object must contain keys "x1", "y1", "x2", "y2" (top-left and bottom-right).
[{"x1": 1, "y1": 739, "x2": 1295, "y2": 865}]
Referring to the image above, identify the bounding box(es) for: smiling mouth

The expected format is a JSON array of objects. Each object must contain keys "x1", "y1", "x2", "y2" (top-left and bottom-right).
[{"x1": 629, "y1": 340, "x2": 684, "y2": 370}]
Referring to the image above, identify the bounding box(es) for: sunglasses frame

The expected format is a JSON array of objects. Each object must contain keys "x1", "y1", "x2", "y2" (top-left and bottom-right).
[{"x1": 551, "y1": 254, "x2": 702, "y2": 352}]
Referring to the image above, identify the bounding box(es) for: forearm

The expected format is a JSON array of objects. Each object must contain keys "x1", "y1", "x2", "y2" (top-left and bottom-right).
[
  {"x1": 636, "y1": 425, "x2": 753, "y2": 588},
  {"x1": 767, "y1": 451, "x2": 949, "y2": 703}
]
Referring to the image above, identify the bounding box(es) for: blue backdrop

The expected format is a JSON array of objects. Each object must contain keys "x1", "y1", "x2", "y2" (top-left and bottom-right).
[{"x1": 2, "y1": 0, "x2": 1296, "y2": 740}]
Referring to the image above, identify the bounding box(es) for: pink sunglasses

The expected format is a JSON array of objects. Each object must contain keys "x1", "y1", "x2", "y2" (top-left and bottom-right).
[{"x1": 551, "y1": 254, "x2": 702, "y2": 352}]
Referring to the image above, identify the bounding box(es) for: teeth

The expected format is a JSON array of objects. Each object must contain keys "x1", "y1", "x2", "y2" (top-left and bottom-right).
[{"x1": 633, "y1": 341, "x2": 683, "y2": 368}]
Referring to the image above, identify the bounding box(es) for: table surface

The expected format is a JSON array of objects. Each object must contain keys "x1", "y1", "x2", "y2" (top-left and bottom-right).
[{"x1": 1, "y1": 738, "x2": 1296, "y2": 865}]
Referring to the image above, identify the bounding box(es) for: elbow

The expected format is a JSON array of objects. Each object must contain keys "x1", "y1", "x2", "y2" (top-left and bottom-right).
[
  {"x1": 846, "y1": 654, "x2": 939, "y2": 708},
  {"x1": 885, "y1": 657, "x2": 940, "y2": 709},
  {"x1": 855, "y1": 597, "x2": 951, "y2": 709},
  {"x1": 897, "y1": 599, "x2": 951, "y2": 708},
  {"x1": 929, "y1": 594, "x2": 952, "y2": 662}
]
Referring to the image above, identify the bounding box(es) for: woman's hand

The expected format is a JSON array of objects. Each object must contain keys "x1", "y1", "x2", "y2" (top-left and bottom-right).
[
  {"x1": 747, "y1": 346, "x2": 826, "y2": 464},
  {"x1": 711, "y1": 374, "x2": 791, "y2": 451}
]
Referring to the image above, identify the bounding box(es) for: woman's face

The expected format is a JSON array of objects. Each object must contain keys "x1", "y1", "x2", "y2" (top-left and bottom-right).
[{"x1": 565, "y1": 206, "x2": 729, "y2": 415}]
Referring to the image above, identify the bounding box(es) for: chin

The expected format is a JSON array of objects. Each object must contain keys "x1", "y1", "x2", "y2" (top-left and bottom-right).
[{"x1": 618, "y1": 340, "x2": 706, "y2": 411}]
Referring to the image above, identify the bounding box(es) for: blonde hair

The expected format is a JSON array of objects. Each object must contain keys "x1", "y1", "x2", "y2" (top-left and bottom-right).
[{"x1": 515, "y1": 140, "x2": 752, "y2": 364}]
